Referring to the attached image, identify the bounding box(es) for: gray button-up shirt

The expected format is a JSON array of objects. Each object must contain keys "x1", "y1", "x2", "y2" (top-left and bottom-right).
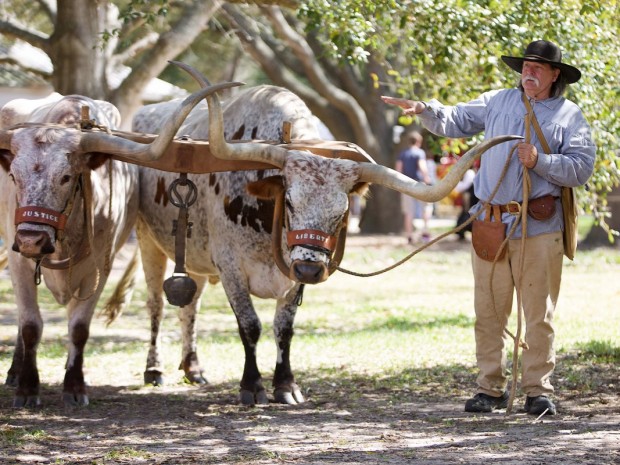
[{"x1": 418, "y1": 88, "x2": 596, "y2": 237}]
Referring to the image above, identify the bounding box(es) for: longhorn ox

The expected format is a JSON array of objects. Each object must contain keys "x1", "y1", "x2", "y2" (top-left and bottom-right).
[
  {"x1": 128, "y1": 64, "x2": 522, "y2": 405},
  {"x1": 0, "y1": 84, "x2": 234, "y2": 407}
]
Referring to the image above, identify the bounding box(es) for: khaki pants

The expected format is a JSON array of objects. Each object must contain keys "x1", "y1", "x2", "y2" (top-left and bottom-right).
[{"x1": 471, "y1": 231, "x2": 564, "y2": 397}]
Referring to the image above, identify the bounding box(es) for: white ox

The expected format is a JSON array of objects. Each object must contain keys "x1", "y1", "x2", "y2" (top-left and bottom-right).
[
  {"x1": 131, "y1": 65, "x2": 522, "y2": 406},
  {"x1": 0, "y1": 85, "x2": 232, "y2": 407}
]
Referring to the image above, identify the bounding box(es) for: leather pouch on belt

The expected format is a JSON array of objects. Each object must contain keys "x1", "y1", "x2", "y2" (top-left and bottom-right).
[
  {"x1": 527, "y1": 194, "x2": 556, "y2": 221},
  {"x1": 472, "y1": 204, "x2": 507, "y2": 262}
]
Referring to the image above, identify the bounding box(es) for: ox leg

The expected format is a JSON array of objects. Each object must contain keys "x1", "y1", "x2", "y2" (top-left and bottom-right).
[
  {"x1": 9, "y1": 258, "x2": 43, "y2": 408},
  {"x1": 137, "y1": 225, "x2": 169, "y2": 386},
  {"x1": 6, "y1": 326, "x2": 24, "y2": 386},
  {"x1": 14, "y1": 318, "x2": 43, "y2": 408},
  {"x1": 62, "y1": 308, "x2": 93, "y2": 407},
  {"x1": 177, "y1": 273, "x2": 208, "y2": 384},
  {"x1": 272, "y1": 285, "x2": 304, "y2": 405},
  {"x1": 62, "y1": 270, "x2": 107, "y2": 407},
  {"x1": 221, "y1": 282, "x2": 267, "y2": 406}
]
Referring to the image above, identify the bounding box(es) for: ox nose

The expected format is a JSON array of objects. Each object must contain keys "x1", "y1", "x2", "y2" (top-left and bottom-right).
[
  {"x1": 13, "y1": 230, "x2": 55, "y2": 258},
  {"x1": 291, "y1": 261, "x2": 328, "y2": 284}
]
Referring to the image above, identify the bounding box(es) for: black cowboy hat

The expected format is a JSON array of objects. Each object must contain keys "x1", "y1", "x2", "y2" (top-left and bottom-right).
[{"x1": 501, "y1": 40, "x2": 581, "y2": 84}]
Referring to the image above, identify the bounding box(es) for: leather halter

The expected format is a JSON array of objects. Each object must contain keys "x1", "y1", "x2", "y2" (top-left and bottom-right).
[
  {"x1": 271, "y1": 189, "x2": 349, "y2": 279},
  {"x1": 14, "y1": 206, "x2": 68, "y2": 230},
  {"x1": 14, "y1": 175, "x2": 92, "y2": 270}
]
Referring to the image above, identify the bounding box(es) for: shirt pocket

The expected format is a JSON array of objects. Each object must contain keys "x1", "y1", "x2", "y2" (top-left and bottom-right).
[{"x1": 537, "y1": 120, "x2": 563, "y2": 154}]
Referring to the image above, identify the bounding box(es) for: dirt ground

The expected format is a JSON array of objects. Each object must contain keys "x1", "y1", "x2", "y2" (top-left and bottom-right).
[
  {"x1": 0, "y1": 235, "x2": 618, "y2": 465},
  {"x1": 1, "y1": 374, "x2": 618, "y2": 465}
]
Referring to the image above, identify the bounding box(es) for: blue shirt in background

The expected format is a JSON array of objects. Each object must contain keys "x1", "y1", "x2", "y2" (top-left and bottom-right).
[{"x1": 398, "y1": 146, "x2": 426, "y2": 181}]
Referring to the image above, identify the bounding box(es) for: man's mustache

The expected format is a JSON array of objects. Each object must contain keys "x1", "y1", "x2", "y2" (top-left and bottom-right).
[{"x1": 523, "y1": 76, "x2": 540, "y2": 86}]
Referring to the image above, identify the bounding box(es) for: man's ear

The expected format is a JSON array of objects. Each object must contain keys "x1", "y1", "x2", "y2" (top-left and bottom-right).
[{"x1": 246, "y1": 175, "x2": 284, "y2": 199}]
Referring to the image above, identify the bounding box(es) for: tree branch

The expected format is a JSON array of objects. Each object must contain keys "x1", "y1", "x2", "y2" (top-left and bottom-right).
[
  {"x1": 227, "y1": 0, "x2": 299, "y2": 8},
  {"x1": 220, "y1": 4, "x2": 319, "y2": 103},
  {"x1": 111, "y1": 0, "x2": 222, "y2": 117},
  {"x1": 0, "y1": 18, "x2": 49, "y2": 51},
  {"x1": 258, "y1": 5, "x2": 378, "y2": 152},
  {"x1": 112, "y1": 32, "x2": 159, "y2": 66}
]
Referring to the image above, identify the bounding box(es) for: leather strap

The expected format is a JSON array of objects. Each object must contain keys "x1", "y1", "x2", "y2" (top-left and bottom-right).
[
  {"x1": 522, "y1": 93, "x2": 551, "y2": 154},
  {"x1": 15, "y1": 206, "x2": 68, "y2": 230},
  {"x1": 484, "y1": 204, "x2": 502, "y2": 222},
  {"x1": 496, "y1": 195, "x2": 558, "y2": 214},
  {"x1": 287, "y1": 229, "x2": 337, "y2": 252}
]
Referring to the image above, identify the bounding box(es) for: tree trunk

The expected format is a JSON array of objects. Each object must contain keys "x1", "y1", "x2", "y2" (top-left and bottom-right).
[
  {"x1": 48, "y1": 0, "x2": 110, "y2": 98},
  {"x1": 359, "y1": 187, "x2": 403, "y2": 234}
]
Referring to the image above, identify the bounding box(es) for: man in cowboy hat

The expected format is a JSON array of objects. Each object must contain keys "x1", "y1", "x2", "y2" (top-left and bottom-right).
[{"x1": 382, "y1": 40, "x2": 595, "y2": 416}]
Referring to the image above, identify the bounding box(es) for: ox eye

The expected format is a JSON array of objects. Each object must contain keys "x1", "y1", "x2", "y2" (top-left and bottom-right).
[{"x1": 60, "y1": 175, "x2": 72, "y2": 185}]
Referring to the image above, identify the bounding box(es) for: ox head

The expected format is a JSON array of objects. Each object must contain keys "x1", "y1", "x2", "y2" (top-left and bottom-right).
[
  {"x1": 245, "y1": 155, "x2": 364, "y2": 284},
  {"x1": 0, "y1": 84, "x2": 240, "y2": 260},
  {"x1": 202, "y1": 84, "x2": 523, "y2": 285}
]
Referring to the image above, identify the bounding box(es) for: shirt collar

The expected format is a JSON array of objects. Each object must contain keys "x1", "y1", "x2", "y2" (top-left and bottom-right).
[{"x1": 524, "y1": 93, "x2": 562, "y2": 111}]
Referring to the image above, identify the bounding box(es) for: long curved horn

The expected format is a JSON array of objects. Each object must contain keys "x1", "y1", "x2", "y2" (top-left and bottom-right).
[
  {"x1": 358, "y1": 135, "x2": 524, "y2": 202},
  {"x1": 170, "y1": 60, "x2": 290, "y2": 169},
  {"x1": 79, "y1": 82, "x2": 243, "y2": 161},
  {"x1": 169, "y1": 60, "x2": 212, "y2": 86},
  {"x1": 205, "y1": 89, "x2": 290, "y2": 168}
]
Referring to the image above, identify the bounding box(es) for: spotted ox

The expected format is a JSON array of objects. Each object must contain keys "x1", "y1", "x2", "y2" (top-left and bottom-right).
[
  {"x1": 131, "y1": 65, "x2": 522, "y2": 405},
  {"x1": 0, "y1": 85, "x2": 231, "y2": 407}
]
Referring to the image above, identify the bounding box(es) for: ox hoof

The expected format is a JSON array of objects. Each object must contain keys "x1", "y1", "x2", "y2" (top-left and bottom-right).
[
  {"x1": 184, "y1": 371, "x2": 208, "y2": 385},
  {"x1": 144, "y1": 371, "x2": 165, "y2": 386},
  {"x1": 5, "y1": 373, "x2": 19, "y2": 387},
  {"x1": 239, "y1": 389, "x2": 269, "y2": 406},
  {"x1": 62, "y1": 392, "x2": 89, "y2": 407},
  {"x1": 274, "y1": 385, "x2": 305, "y2": 405},
  {"x1": 13, "y1": 395, "x2": 41, "y2": 409}
]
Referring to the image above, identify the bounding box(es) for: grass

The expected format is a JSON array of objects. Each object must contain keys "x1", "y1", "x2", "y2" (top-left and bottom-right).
[
  {"x1": 0, "y1": 235, "x2": 618, "y2": 399},
  {"x1": 0, "y1": 424, "x2": 51, "y2": 447}
]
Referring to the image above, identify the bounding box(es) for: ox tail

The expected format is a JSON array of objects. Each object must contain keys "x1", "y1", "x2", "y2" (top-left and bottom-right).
[
  {"x1": 0, "y1": 242, "x2": 7, "y2": 270},
  {"x1": 99, "y1": 245, "x2": 141, "y2": 326}
]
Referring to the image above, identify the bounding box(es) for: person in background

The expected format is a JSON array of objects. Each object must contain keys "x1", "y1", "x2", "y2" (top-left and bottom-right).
[
  {"x1": 382, "y1": 40, "x2": 595, "y2": 416},
  {"x1": 453, "y1": 160, "x2": 480, "y2": 240},
  {"x1": 396, "y1": 131, "x2": 432, "y2": 243}
]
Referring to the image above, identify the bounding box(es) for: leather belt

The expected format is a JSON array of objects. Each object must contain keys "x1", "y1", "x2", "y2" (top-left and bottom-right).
[
  {"x1": 495, "y1": 195, "x2": 559, "y2": 215},
  {"x1": 497, "y1": 201, "x2": 522, "y2": 214}
]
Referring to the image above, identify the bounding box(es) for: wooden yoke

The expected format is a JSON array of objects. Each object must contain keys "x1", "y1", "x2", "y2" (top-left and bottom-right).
[{"x1": 102, "y1": 126, "x2": 375, "y2": 174}]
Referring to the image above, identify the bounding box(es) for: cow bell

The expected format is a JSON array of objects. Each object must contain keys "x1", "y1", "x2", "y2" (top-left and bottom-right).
[{"x1": 163, "y1": 273, "x2": 197, "y2": 307}]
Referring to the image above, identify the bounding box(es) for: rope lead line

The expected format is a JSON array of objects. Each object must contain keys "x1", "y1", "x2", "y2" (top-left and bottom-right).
[{"x1": 336, "y1": 141, "x2": 516, "y2": 278}]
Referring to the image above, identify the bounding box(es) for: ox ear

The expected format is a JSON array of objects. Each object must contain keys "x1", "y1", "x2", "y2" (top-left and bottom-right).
[
  {"x1": 0, "y1": 150, "x2": 13, "y2": 172},
  {"x1": 351, "y1": 181, "x2": 369, "y2": 197},
  {"x1": 85, "y1": 152, "x2": 111, "y2": 171},
  {"x1": 246, "y1": 175, "x2": 284, "y2": 200}
]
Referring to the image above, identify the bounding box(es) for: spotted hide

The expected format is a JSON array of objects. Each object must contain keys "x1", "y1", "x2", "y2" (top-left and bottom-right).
[
  {"x1": 0, "y1": 95, "x2": 140, "y2": 407},
  {"x1": 132, "y1": 84, "x2": 366, "y2": 405}
]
